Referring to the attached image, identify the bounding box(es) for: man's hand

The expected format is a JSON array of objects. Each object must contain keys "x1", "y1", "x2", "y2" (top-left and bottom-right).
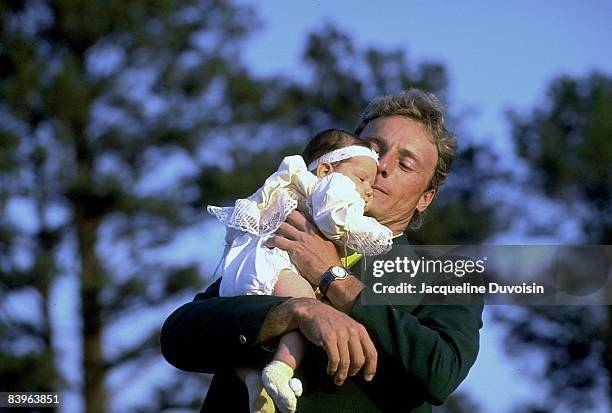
[
  {"x1": 264, "y1": 297, "x2": 377, "y2": 385},
  {"x1": 266, "y1": 211, "x2": 340, "y2": 285}
]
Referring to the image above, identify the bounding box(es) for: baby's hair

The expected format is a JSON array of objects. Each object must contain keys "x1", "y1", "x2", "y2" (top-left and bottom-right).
[{"x1": 302, "y1": 128, "x2": 371, "y2": 165}]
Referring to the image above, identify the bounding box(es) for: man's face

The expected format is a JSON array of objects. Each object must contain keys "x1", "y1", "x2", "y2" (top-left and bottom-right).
[{"x1": 359, "y1": 116, "x2": 438, "y2": 233}]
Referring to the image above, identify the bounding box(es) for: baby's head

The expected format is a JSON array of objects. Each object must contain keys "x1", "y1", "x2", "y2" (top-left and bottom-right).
[{"x1": 302, "y1": 129, "x2": 378, "y2": 211}]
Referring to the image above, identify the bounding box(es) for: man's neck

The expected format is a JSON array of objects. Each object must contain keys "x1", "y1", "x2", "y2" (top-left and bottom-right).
[
  {"x1": 365, "y1": 210, "x2": 408, "y2": 237},
  {"x1": 389, "y1": 223, "x2": 408, "y2": 237},
  {"x1": 383, "y1": 215, "x2": 410, "y2": 236}
]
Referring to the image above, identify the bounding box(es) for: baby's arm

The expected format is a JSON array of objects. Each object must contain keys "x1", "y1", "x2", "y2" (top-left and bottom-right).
[{"x1": 270, "y1": 270, "x2": 315, "y2": 369}]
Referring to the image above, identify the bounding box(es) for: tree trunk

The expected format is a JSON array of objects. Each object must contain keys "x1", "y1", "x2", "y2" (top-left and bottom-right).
[{"x1": 76, "y1": 217, "x2": 106, "y2": 413}]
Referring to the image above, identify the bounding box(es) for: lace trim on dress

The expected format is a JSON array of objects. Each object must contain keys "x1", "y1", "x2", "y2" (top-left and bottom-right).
[
  {"x1": 344, "y1": 223, "x2": 393, "y2": 256},
  {"x1": 207, "y1": 189, "x2": 297, "y2": 237}
]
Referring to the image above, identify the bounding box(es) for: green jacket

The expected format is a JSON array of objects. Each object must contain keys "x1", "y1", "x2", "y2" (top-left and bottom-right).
[{"x1": 161, "y1": 236, "x2": 484, "y2": 412}]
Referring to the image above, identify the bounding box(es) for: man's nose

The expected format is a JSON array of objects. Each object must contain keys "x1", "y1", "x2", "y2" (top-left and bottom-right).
[{"x1": 377, "y1": 154, "x2": 394, "y2": 178}]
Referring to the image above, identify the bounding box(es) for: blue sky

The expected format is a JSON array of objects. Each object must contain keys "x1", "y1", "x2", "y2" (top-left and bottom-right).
[{"x1": 240, "y1": 1, "x2": 612, "y2": 145}]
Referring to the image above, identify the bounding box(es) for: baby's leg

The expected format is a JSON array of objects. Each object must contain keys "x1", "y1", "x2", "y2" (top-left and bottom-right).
[
  {"x1": 273, "y1": 269, "x2": 316, "y2": 298},
  {"x1": 271, "y1": 269, "x2": 315, "y2": 368},
  {"x1": 262, "y1": 270, "x2": 315, "y2": 413}
]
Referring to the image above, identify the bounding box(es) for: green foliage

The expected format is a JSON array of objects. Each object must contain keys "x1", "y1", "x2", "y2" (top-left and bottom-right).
[
  {"x1": 0, "y1": 0, "x2": 270, "y2": 410},
  {"x1": 508, "y1": 72, "x2": 612, "y2": 242},
  {"x1": 496, "y1": 72, "x2": 612, "y2": 412},
  {"x1": 0, "y1": 352, "x2": 58, "y2": 392},
  {"x1": 408, "y1": 144, "x2": 510, "y2": 244}
]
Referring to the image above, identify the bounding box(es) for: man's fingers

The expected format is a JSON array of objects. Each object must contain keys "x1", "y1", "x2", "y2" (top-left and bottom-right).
[
  {"x1": 274, "y1": 222, "x2": 301, "y2": 241},
  {"x1": 295, "y1": 302, "x2": 377, "y2": 386},
  {"x1": 265, "y1": 234, "x2": 291, "y2": 250},
  {"x1": 347, "y1": 329, "x2": 366, "y2": 378},
  {"x1": 295, "y1": 200, "x2": 309, "y2": 213},
  {"x1": 284, "y1": 210, "x2": 310, "y2": 231},
  {"x1": 285, "y1": 210, "x2": 321, "y2": 235},
  {"x1": 360, "y1": 330, "x2": 378, "y2": 382},
  {"x1": 334, "y1": 334, "x2": 350, "y2": 385},
  {"x1": 325, "y1": 337, "x2": 340, "y2": 376}
]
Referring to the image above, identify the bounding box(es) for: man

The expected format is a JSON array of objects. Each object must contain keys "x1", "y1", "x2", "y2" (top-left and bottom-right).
[{"x1": 161, "y1": 89, "x2": 483, "y2": 412}]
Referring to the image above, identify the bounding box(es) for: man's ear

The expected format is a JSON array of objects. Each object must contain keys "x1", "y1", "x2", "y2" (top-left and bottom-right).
[
  {"x1": 416, "y1": 189, "x2": 436, "y2": 213},
  {"x1": 315, "y1": 162, "x2": 334, "y2": 178}
]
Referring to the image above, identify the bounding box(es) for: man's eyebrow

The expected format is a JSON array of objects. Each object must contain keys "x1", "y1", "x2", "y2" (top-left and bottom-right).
[{"x1": 366, "y1": 135, "x2": 423, "y2": 168}]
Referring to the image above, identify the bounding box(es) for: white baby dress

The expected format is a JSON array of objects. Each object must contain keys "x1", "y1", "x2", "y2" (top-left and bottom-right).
[{"x1": 208, "y1": 155, "x2": 393, "y2": 297}]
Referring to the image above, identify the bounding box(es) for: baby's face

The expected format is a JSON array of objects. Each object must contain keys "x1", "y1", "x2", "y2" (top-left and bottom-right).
[{"x1": 333, "y1": 156, "x2": 377, "y2": 212}]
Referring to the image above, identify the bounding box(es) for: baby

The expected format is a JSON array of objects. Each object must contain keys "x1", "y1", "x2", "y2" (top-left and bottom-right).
[{"x1": 208, "y1": 129, "x2": 393, "y2": 413}]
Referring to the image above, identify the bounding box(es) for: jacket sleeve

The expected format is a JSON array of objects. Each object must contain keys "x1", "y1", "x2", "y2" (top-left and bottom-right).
[
  {"x1": 160, "y1": 279, "x2": 288, "y2": 374},
  {"x1": 349, "y1": 292, "x2": 483, "y2": 406}
]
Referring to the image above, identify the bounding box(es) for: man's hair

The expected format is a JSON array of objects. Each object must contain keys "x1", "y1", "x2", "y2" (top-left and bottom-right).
[
  {"x1": 302, "y1": 128, "x2": 370, "y2": 165},
  {"x1": 354, "y1": 89, "x2": 457, "y2": 229}
]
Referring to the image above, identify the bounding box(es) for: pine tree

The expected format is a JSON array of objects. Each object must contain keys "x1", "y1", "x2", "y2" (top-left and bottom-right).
[
  {"x1": 0, "y1": 1, "x2": 295, "y2": 411},
  {"x1": 497, "y1": 72, "x2": 612, "y2": 412}
]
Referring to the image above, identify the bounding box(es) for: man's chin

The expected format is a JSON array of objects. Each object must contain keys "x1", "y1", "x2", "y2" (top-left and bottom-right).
[{"x1": 365, "y1": 204, "x2": 384, "y2": 220}]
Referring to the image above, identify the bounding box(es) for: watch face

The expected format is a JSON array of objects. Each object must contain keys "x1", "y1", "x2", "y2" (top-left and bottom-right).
[{"x1": 331, "y1": 266, "x2": 347, "y2": 278}]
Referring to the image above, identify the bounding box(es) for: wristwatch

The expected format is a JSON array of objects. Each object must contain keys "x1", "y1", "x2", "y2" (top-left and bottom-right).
[{"x1": 315, "y1": 265, "x2": 351, "y2": 299}]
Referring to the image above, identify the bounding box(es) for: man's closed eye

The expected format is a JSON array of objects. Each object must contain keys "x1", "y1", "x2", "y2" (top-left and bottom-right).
[{"x1": 400, "y1": 162, "x2": 414, "y2": 172}]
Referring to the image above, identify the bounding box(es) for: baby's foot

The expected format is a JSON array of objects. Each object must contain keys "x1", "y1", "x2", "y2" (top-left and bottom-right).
[
  {"x1": 262, "y1": 361, "x2": 302, "y2": 413},
  {"x1": 289, "y1": 378, "x2": 303, "y2": 397},
  {"x1": 244, "y1": 370, "x2": 275, "y2": 413}
]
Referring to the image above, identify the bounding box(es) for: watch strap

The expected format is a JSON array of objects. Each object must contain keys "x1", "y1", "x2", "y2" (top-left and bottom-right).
[{"x1": 319, "y1": 266, "x2": 351, "y2": 297}]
